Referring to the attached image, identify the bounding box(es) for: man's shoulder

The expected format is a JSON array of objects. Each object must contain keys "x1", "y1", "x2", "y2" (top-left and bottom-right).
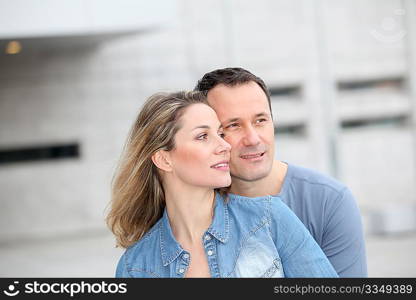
[
  {"x1": 280, "y1": 163, "x2": 355, "y2": 216},
  {"x1": 279, "y1": 164, "x2": 367, "y2": 277},
  {"x1": 285, "y1": 163, "x2": 347, "y2": 195}
]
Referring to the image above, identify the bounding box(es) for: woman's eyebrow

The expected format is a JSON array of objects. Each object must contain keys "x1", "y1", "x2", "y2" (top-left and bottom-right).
[{"x1": 192, "y1": 125, "x2": 210, "y2": 131}]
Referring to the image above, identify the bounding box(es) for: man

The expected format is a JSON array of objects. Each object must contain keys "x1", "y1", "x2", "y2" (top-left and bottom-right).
[{"x1": 195, "y1": 67, "x2": 367, "y2": 277}]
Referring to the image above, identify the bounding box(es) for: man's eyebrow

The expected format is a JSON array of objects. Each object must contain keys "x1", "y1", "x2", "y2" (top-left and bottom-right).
[
  {"x1": 255, "y1": 112, "x2": 270, "y2": 118},
  {"x1": 224, "y1": 113, "x2": 270, "y2": 123},
  {"x1": 224, "y1": 118, "x2": 240, "y2": 123}
]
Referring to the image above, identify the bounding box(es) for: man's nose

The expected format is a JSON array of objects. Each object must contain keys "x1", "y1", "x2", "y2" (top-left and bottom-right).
[{"x1": 242, "y1": 125, "x2": 261, "y2": 146}]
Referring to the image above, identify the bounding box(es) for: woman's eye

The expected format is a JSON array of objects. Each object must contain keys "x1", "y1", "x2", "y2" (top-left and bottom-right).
[
  {"x1": 219, "y1": 133, "x2": 226, "y2": 139},
  {"x1": 196, "y1": 133, "x2": 208, "y2": 140}
]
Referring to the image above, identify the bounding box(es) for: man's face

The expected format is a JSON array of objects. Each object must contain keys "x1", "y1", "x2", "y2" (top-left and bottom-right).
[{"x1": 207, "y1": 81, "x2": 275, "y2": 182}]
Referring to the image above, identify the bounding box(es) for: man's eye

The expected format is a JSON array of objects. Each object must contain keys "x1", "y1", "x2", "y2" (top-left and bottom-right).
[
  {"x1": 256, "y1": 118, "x2": 267, "y2": 124},
  {"x1": 226, "y1": 123, "x2": 238, "y2": 129}
]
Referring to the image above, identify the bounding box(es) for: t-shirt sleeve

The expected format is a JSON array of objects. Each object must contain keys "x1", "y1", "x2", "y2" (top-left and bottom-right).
[
  {"x1": 322, "y1": 187, "x2": 368, "y2": 277},
  {"x1": 269, "y1": 197, "x2": 338, "y2": 277}
]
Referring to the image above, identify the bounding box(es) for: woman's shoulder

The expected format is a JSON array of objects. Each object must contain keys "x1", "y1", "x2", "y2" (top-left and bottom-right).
[
  {"x1": 226, "y1": 193, "x2": 272, "y2": 204},
  {"x1": 123, "y1": 218, "x2": 162, "y2": 263},
  {"x1": 116, "y1": 219, "x2": 163, "y2": 277},
  {"x1": 224, "y1": 193, "x2": 291, "y2": 221},
  {"x1": 226, "y1": 193, "x2": 284, "y2": 208},
  {"x1": 222, "y1": 193, "x2": 280, "y2": 223}
]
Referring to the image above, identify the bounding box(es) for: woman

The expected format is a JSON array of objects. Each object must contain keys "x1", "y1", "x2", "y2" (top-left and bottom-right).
[{"x1": 107, "y1": 91, "x2": 338, "y2": 278}]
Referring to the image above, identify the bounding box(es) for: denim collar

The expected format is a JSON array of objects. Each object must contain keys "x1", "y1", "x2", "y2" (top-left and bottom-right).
[
  {"x1": 159, "y1": 192, "x2": 230, "y2": 266},
  {"x1": 206, "y1": 192, "x2": 230, "y2": 243}
]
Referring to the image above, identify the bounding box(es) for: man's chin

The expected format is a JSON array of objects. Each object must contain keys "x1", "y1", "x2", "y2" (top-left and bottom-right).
[{"x1": 230, "y1": 169, "x2": 270, "y2": 182}]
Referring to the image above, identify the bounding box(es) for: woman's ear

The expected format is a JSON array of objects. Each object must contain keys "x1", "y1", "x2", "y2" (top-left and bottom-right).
[{"x1": 151, "y1": 150, "x2": 172, "y2": 172}]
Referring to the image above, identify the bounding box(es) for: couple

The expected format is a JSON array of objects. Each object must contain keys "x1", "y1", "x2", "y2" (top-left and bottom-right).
[{"x1": 107, "y1": 67, "x2": 367, "y2": 278}]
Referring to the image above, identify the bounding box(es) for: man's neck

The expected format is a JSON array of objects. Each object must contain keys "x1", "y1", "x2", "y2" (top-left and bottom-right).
[{"x1": 229, "y1": 160, "x2": 288, "y2": 198}]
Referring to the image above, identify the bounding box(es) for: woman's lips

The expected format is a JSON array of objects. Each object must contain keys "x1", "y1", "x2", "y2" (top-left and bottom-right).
[{"x1": 211, "y1": 161, "x2": 230, "y2": 171}]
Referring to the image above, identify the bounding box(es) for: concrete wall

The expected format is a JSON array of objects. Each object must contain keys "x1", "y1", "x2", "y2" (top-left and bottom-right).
[{"x1": 0, "y1": 0, "x2": 415, "y2": 240}]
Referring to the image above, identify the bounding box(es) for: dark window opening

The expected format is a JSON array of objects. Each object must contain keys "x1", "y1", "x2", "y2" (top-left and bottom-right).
[
  {"x1": 0, "y1": 143, "x2": 80, "y2": 165},
  {"x1": 274, "y1": 124, "x2": 305, "y2": 135},
  {"x1": 337, "y1": 77, "x2": 404, "y2": 91},
  {"x1": 269, "y1": 85, "x2": 301, "y2": 98},
  {"x1": 341, "y1": 115, "x2": 408, "y2": 129}
]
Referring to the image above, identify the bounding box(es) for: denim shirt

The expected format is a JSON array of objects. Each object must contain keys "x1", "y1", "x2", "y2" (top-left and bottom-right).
[{"x1": 115, "y1": 193, "x2": 338, "y2": 278}]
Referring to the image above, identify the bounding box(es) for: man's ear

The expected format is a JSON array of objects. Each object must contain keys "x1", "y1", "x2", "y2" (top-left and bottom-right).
[{"x1": 151, "y1": 150, "x2": 172, "y2": 172}]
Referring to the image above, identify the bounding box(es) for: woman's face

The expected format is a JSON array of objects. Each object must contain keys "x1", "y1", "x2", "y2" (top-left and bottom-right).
[{"x1": 168, "y1": 103, "x2": 231, "y2": 188}]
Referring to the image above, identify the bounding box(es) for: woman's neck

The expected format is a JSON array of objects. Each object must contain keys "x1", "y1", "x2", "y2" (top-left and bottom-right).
[{"x1": 164, "y1": 182, "x2": 215, "y2": 247}]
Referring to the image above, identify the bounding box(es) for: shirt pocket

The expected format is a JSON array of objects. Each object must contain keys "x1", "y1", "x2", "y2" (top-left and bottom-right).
[
  {"x1": 262, "y1": 258, "x2": 283, "y2": 278},
  {"x1": 232, "y1": 231, "x2": 284, "y2": 278}
]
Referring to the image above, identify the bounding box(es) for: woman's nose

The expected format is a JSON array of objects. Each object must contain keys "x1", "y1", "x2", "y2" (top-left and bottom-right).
[{"x1": 216, "y1": 137, "x2": 231, "y2": 154}]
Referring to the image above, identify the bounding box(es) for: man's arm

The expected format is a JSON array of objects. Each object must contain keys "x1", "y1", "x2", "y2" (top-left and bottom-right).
[
  {"x1": 322, "y1": 187, "x2": 368, "y2": 277},
  {"x1": 269, "y1": 197, "x2": 338, "y2": 277}
]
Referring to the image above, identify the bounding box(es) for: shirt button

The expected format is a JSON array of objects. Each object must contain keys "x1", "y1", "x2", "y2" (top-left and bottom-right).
[
  {"x1": 183, "y1": 253, "x2": 189, "y2": 259},
  {"x1": 205, "y1": 235, "x2": 211, "y2": 240},
  {"x1": 179, "y1": 268, "x2": 185, "y2": 274},
  {"x1": 207, "y1": 250, "x2": 213, "y2": 256}
]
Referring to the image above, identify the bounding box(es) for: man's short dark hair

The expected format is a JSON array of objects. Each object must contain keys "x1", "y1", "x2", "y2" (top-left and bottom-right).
[{"x1": 194, "y1": 67, "x2": 272, "y2": 114}]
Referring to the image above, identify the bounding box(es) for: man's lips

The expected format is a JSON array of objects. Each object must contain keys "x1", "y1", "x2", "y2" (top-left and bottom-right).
[{"x1": 240, "y1": 152, "x2": 265, "y2": 159}]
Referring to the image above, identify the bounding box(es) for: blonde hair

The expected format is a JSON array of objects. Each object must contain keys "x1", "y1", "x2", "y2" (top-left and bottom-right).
[{"x1": 106, "y1": 91, "x2": 208, "y2": 248}]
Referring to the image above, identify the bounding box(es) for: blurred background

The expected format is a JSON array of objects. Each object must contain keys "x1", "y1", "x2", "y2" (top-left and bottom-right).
[{"x1": 0, "y1": 0, "x2": 415, "y2": 277}]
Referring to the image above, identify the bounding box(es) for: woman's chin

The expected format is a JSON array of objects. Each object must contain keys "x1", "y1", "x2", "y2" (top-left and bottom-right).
[{"x1": 212, "y1": 177, "x2": 232, "y2": 189}]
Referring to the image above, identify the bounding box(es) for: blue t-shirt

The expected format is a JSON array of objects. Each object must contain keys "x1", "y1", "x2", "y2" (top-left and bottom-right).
[
  {"x1": 277, "y1": 163, "x2": 367, "y2": 277},
  {"x1": 115, "y1": 192, "x2": 338, "y2": 278}
]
